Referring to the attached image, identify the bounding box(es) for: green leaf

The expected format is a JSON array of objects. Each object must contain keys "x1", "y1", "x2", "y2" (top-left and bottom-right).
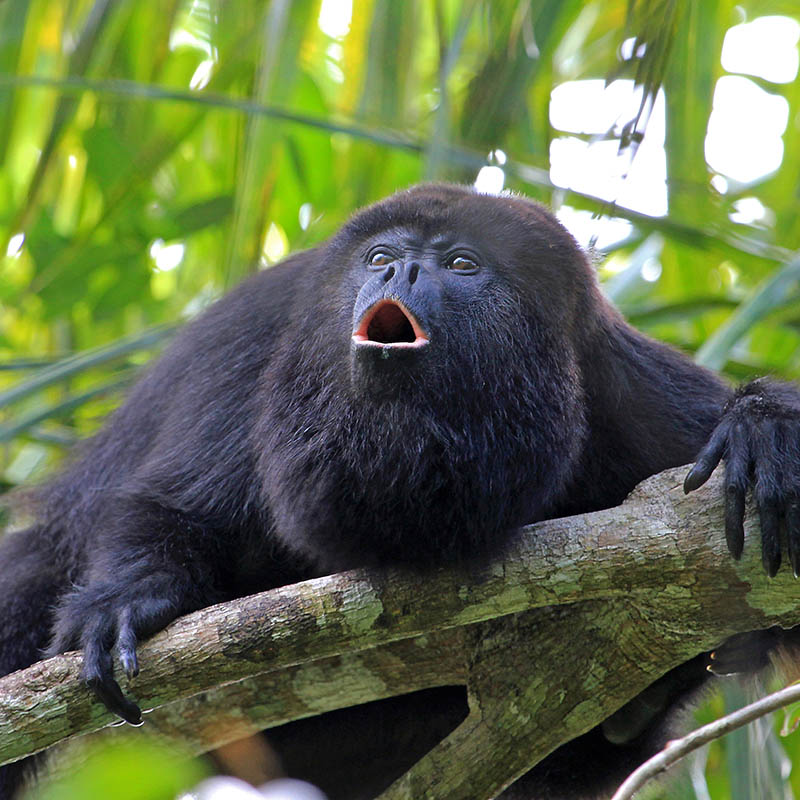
[
  {"x1": 0, "y1": 325, "x2": 176, "y2": 410},
  {"x1": 695, "y1": 254, "x2": 800, "y2": 370},
  {"x1": 0, "y1": 375, "x2": 133, "y2": 443}
]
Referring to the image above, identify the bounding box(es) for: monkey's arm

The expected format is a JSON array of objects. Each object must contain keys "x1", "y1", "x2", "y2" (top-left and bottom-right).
[
  {"x1": 43, "y1": 254, "x2": 319, "y2": 723},
  {"x1": 49, "y1": 500, "x2": 227, "y2": 724},
  {"x1": 569, "y1": 320, "x2": 800, "y2": 578}
]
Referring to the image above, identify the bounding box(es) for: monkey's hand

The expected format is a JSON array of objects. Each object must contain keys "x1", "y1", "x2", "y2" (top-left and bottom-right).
[
  {"x1": 684, "y1": 378, "x2": 800, "y2": 577},
  {"x1": 50, "y1": 573, "x2": 194, "y2": 725}
]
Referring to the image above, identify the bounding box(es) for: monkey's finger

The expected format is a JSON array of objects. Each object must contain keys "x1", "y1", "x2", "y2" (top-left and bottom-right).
[
  {"x1": 787, "y1": 499, "x2": 800, "y2": 578},
  {"x1": 684, "y1": 419, "x2": 731, "y2": 493},
  {"x1": 86, "y1": 672, "x2": 143, "y2": 726},
  {"x1": 117, "y1": 612, "x2": 139, "y2": 679},
  {"x1": 722, "y1": 422, "x2": 749, "y2": 559},
  {"x1": 758, "y1": 501, "x2": 781, "y2": 577},
  {"x1": 82, "y1": 620, "x2": 143, "y2": 725},
  {"x1": 725, "y1": 485, "x2": 746, "y2": 560}
]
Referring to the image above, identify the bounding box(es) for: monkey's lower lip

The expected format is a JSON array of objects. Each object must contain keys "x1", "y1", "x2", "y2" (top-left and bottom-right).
[{"x1": 352, "y1": 299, "x2": 430, "y2": 348}]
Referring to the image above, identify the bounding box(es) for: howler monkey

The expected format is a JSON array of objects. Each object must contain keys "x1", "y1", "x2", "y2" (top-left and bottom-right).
[{"x1": 2, "y1": 184, "x2": 800, "y2": 799}]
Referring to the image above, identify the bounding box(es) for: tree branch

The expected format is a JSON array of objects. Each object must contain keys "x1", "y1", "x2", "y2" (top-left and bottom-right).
[
  {"x1": 1, "y1": 466, "x2": 799, "y2": 798},
  {"x1": 610, "y1": 681, "x2": 800, "y2": 800}
]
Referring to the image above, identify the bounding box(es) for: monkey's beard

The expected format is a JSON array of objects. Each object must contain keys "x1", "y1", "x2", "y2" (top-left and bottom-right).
[{"x1": 254, "y1": 303, "x2": 587, "y2": 573}]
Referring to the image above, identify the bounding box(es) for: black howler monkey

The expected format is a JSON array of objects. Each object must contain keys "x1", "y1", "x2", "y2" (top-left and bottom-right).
[{"x1": 2, "y1": 184, "x2": 800, "y2": 799}]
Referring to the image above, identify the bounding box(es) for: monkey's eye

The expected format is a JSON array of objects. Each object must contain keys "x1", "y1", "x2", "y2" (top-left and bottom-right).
[
  {"x1": 445, "y1": 254, "x2": 479, "y2": 274},
  {"x1": 368, "y1": 251, "x2": 396, "y2": 269}
]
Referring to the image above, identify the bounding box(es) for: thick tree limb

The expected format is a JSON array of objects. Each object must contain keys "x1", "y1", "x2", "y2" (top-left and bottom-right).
[{"x1": 2, "y1": 465, "x2": 800, "y2": 798}]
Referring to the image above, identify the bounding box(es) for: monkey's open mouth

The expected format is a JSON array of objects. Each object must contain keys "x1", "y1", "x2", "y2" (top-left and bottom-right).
[{"x1": 352, "y1": 300, "x2": 429, "y2": 348}]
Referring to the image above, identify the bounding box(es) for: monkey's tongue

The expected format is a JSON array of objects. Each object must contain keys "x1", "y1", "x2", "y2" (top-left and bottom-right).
[{"x1": 353, "y1": 301, "x2": 429, "y2": 348}]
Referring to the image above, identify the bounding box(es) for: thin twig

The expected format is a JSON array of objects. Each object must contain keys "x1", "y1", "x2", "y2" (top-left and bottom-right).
[{"x1": 611, "y1": 681, "x2": 800, "y2": 800}]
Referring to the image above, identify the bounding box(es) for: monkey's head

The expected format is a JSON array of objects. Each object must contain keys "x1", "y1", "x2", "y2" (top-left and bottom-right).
[
  {"x1": 317, "y1": 184, "x2": 598, "y2": 396},
  {"x1": 258, "y1": 184, "x2": 595, "y2": 567}
]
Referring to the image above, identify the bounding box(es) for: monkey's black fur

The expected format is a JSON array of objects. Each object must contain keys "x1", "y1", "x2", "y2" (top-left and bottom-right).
[{"x1": 3, "y1": 184, "x2": 800, "y2": 799}]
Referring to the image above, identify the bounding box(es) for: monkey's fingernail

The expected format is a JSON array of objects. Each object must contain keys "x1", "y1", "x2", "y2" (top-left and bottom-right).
[{"x1": 683, "y1": 469, "x2": 701, "y2": 493}]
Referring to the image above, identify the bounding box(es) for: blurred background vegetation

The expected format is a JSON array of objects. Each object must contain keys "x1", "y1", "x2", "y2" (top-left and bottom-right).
[{"x1": 1, "y1": 0, "x2": 800, "y2": 797}]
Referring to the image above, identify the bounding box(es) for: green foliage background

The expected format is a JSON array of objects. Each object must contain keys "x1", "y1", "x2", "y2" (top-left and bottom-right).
[{"x1": 1, "y1": 0, "x2": 800, "y2": 797}]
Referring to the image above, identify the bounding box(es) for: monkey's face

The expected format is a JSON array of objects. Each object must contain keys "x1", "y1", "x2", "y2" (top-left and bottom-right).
[
  {"x1": 348, "y1": 226, "x2": 497, "y2": 393},
  {"x1": 334, "y1": 185, "x2": 591, "y2": 401}
]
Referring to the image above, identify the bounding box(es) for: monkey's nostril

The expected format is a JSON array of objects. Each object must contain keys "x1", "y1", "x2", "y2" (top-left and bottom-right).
[
  {"x1": 408, "y1": 264, "x2": 419, "y2": 285},
  {"x1": 382, "y1": 266, "x2": 395, "y2": 283}
]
